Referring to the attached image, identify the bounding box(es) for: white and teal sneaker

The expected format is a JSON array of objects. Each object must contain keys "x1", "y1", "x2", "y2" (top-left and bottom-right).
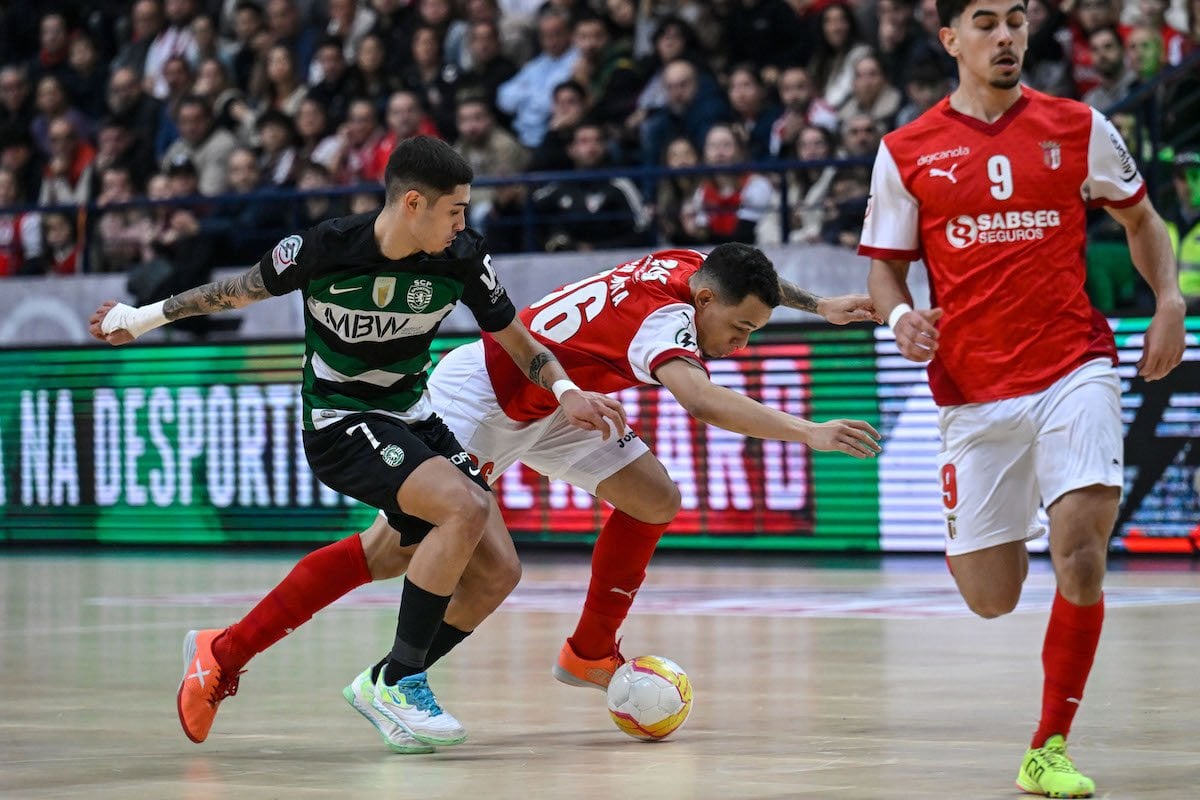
[
  {"x1": 371, "y1": 670, "x2": 467, "y2": 747},
  {"x1": 342, "y1": 668, "x2": 435, "y2": 754}
]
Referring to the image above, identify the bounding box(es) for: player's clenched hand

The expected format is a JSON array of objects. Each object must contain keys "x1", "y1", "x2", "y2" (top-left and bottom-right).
[
  {"x1": 1137, "y1": 297, "x2": 1186, "y2": 381},
  {"x1": 893, "y1": 307, "x2": 943, "y2": 362},
  {"x1": 88, "y1": 300, "x2": 135, "y2": 346},
  {"x1": 560, "y1": 390, "x2": 628, "y2": 440},
  {"x1": 819, "y1": 294, "x2": 882, "y2": 325},
  {"x1": 806, "y1": 419, "x2": 881, "y2": 458}
]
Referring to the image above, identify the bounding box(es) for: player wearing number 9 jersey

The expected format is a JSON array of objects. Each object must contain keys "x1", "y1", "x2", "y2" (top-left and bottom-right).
[
  {"x1": 860, "y1": 0, "x2": 1186, "y2": 796},
  {"x1": 88, "y1": 137, "x2": 627, "y2": 751}
]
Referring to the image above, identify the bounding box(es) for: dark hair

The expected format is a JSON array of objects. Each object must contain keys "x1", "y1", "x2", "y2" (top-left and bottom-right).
[
  {"x1": 936, "y1": 0, "x2": 1025, "y2": 27},
  {"x1": 1088, "y1": 24, "x2": 1124, "y2": 46},
  {"x1": 383, "y1": 135, "x2": 473, "y2": 204},
  {"x1": 697, "y1": 243, "x2": 781, "y2": 308}
]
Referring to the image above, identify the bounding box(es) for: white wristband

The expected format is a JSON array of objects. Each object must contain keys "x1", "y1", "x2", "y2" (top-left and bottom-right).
[
  {"x1": 887, "y1": 303, "x2": 913, "y2": 333},
  {"x1": 100, "y1": 300, "x2": 169, "y2": 339},
  {"x1": 551, "y1": 379, "x2": 579, "y2": 401}
]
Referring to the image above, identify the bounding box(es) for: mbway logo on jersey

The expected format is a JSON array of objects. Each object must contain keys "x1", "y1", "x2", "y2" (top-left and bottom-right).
[
  {"x1": 308, "y1": 298, "x2": 453, "y2": 341},
  {"x1": 917, "y1": 146, "x2": 970, "y2": 166},
  {"x1": 945, "y1": 209, "x2": 1062, "y2": 248}
]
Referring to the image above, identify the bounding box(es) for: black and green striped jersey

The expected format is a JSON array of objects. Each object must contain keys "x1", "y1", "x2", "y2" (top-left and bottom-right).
[{"x1": 258, "y1": 213, "x2": 516, "y2": 430}]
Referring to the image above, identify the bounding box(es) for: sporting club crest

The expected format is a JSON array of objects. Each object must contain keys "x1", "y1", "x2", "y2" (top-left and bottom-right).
[
  {"x1": 406, "y1": 279, "x2": 433, "y2": 312},
  {"x1": 1040, "y1": 140, "x2": 1061, "y2": 170},
  {"x1": 373, "y1": 276, "x2": 396, "y2": 308}
]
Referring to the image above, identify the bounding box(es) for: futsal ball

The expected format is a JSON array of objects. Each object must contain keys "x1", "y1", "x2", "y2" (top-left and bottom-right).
[{"x1": 606, "y1": 655, "x2": 693, "y2": 741}]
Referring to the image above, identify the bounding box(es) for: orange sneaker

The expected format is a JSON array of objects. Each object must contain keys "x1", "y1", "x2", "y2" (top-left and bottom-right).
[
  {"x1": 552, "y1": 639, "x2": 625, "y2": 690},
  {"x1": 177, "y1": 629, "x2": 244, "y2": 743}
]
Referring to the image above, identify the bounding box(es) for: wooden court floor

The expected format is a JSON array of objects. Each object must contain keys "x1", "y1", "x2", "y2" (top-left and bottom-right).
[{"x1": 1, "y1": 548, "x2": 1198, "y2": 800}]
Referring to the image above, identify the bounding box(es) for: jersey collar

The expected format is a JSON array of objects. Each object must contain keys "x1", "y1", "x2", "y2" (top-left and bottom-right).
[{"x1": 939, "y1": 86, "x2": 1030, "y2": 136}]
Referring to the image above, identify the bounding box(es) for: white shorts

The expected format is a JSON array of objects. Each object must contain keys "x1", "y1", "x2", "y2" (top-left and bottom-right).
[
  {"x1": 427, "y1": 340, "x2": 649, "y2": 494},
  {"x1": 937, "y1": 358, "x2": 1123, "y2": 556}
]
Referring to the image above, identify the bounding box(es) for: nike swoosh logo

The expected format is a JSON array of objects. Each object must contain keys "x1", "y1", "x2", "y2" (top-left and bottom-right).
[{"x1": 330, "y1": 285, "x2": 361, "y2": 294}]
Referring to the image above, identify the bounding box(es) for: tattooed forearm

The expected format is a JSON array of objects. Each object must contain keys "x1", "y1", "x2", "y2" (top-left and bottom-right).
[
  {"x1": 778, "y1": 279, "x2": 821, "y2": 314},
  {"x1": 164, "y1": 264, "x2": 271, "y2": 320},
  {"x1": 527, "y1": 351, "x2": 558, "y2": 389}
]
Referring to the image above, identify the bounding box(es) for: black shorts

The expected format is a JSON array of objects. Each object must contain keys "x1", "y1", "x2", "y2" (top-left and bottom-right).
[{"x1": 302, "y1": 412, "x2": 490, "y2": 546}]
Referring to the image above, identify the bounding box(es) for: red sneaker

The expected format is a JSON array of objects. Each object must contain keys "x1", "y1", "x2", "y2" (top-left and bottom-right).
[
  {"x1": 552, "y1": 639, "x2": 625, "y2": 690},
  {"x1": 177, "y1": 629, "x2": 243, "y2": 743}
]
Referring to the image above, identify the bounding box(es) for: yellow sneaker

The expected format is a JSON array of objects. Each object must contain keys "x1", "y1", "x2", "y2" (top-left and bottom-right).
[
  {"x1": 551, "y1": 639, "x2": 625, "y2": 690},
  {"x1": 1016, "y1": 734, "x2": 1095, "y2": 798},
  {"x1": 176, "y1": 629, "x2": 243, "y2": 743}
]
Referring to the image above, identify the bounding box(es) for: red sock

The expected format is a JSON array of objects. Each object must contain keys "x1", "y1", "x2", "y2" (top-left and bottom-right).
[
  {"x1": 1032, "y1": 589, "x2": 1104, "y2": 748},
  {"x1": 214, "y1": 534, "x2": 373, "y2": 673},
  {"x1": 568, "y1": 510, "x2": 668, "y2": 659}
]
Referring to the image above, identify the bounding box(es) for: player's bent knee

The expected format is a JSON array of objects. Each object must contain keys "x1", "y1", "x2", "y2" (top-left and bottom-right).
[
  {"x1": 438, "y1": 484, "x2": 491, "y2": 540},
  {"x1": 965, "y1": 591, "x2": 1021, "y2": 619}
]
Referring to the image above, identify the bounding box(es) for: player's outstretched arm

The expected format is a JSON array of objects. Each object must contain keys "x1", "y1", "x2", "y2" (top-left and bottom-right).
[
  {"x1": 656, "y1": 358, "x2": 880, "y2": 458},
  {"x1": 867, "y1": 258, "x2": 943, "y2": 363},
  {"x1": 489, "y1": 319, "x2": 627, "y2": 439},
  {"x1": 89, "y1": 264, "x2": 272, "y2": 345},
  {"x1": 778, "y1": 279, "x2": 881, "y2": 325},
  {"x1": 1107, "y1": 197, "x2": 1187, "y2": 381}
]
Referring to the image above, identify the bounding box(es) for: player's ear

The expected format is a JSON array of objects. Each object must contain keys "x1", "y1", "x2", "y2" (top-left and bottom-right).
[
  {"x1": 939, "y1": 24, "x2": 958, "y2": 57},
  {"x1": 693, "y1": 286, "x2": 715, "y2": 308},
  {"x1": 402, "y1": 189, "x2": 424, "y2": 214}
]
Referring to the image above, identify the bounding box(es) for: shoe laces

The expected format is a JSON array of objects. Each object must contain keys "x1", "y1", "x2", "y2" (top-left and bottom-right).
[
  {"x1": 207, "y1": 669, "x2": 245, "y2": 707},
  {"x1": 1036, "y1": 744, "x2": 1078, "y2": 774},
  {"x1": 395, "y1": 675, "x2": 444, "y2": 716}
]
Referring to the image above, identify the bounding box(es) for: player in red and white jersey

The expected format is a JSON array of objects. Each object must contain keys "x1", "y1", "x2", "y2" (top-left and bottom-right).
[{"x1": 860, "y1": 0, "x2": 1186, "y2": 795}]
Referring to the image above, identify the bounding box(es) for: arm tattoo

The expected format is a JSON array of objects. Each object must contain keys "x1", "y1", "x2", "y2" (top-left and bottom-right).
[
  {"x1": 527, "y1": 351, "x2": 558, "y2": 389},
  {"x1": 164, "y1": 264, "x2": 271, "y2": 320},
  {"x1": 778, "y1": 278, "x2": 821, "y2": 314}
]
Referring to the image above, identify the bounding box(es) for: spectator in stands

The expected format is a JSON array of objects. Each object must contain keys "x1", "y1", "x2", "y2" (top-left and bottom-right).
[
  {"x1": 63, "y1": 31, "x2": 109, "y2": 121},
  {"x1": 155, "y1": 55, "x2": 198, "y2": 156},
  {"x1": 265, "y1": 0, "x2": 318, "y2": 80},
  {"x1": 769, "y1": 65, "x2": 840, "y2": 159},
  {"x1": 326, "y1": 0, "x2": 379, "y2": 63},
  {"x1": 1023, "y1": 0, "x2": 1073, "y2": 98},
  {"x1": 0, "y1": 127, "x2": 42, "y2": 204},
  {"x1": 838, "y1": 54, "x2": 902, "y2": 130},
  {"x1": 528, "y1": 79, "x2": 588, "y2": 171},
  {"x1": 145, "y1": 0, "x2": 200, "y2": 100},
  {"x1": 726, "y1": 63, "x2": 781, "y2": 163},
  {"x1": 91, "y1": 119, "x2": 148, "y2": 197},
  {"x1": 640, "y1": 58, "x2": 728, "y2": 169},
  {"x1": 1127, "y1": 25, "x2": 1166, "y2": 82},
  {"x1": 458, "y1": 20, "x2": 518, "y2": 113},
  {"x1": 29, "y1": 12, "x2": 72, "y2": 88},
  {"x1": 225, "y1": 1, "x2": 267, "y2": 92},
  {"x1": 895, "y1": 62, "x2": 949, "y2": 126},
  {"x1": 1082, "y1": 26, "x2": 1137, "y2": 109},
  {"x1": 38, "y1": 117, "x2": 95, "y2": 208},
  {"x1": 532, "y1": 120, "x2": 650, "y2": 250},
  {"x1": 32, "y1": 75, "x2": 92, "y2": 157},
  {"x1": 295, "y1": 96, "x2": 343, "y2": 172},
  {"x1": 682, "y1": 122, "x2": 774, "y2": 244},
  {"x1": 113, "y1": 0, "x2": 165, "y2": 76},
  {"x1": 216, "y1": 146, "x2": 290, "y2": 261},
  {"x1": 353, "y1": 32, "x2": 400, "y2": 113},
  {"x1": 839, "y1": 112, "x2": 881, "y2": 163},
  {"x1": 93, "y1": 164, "x2": 151, "y2": 273},
  {"x1": 330, "y1": 97, "x2": 385, "y2": 184},
  {"x1": 417, "y1": 0, "x2": 471, "y2": 69},
  {"x1": 1069, "y1": 0, "x2": 1121, "y2": 97},
  {"x1": 0, "y1": 166, "x2": 41, "y2": 277},
  {"x1": 629, "y1": 16, "x2": 707, "y2": 131},
  {"x1": 292, "y1": 159, "x2": 345, "y2": 228},
  {"x1": 193, "y1": 57, "x2": 254, "y2": 139},
  {"x1": 497, "y1": 8, "x2": 579, "y2": 147},
  {"x1": 160, "y1": 95, "x2": 239, "y2": 196},
  {"x1": 569, "y1": 13, "x2": 641, "y2": 128},
  {"x1": 819, "y1": 167, "x2": 869, "y2": 248},
  {"x1": 401, "y1": 26, "x2": 460, "y2": 138},
  {"x1": 374, "y1": 90, "x2": 442, "y2": 175},
  {"x1": 910, "y1": 0, "x2": 957, "y2": 79},
  {"x1": 764, "y1": 123, "x2": 837, "y2": 244},
  {"x1": 33, "y1": 210, "x2": 80, "y2": 275},
  {"x1": 0, "y1": 65, "x2": 34, "y2": 135},
  {"x1": 307, "y1": 36, "x2": 360, "y2": 128},
  {"x1": 453, "y1": 96, "x2": 529, "y2": 227},
  {"x1": 654, "y1": 135, "x2": 702, "y2": 245},
  {"x1": 251, "y1": 44, "x2": 308, "y2": 120},
  {"x1": 190, "y1": 13, "x2": 224, "y2": 66},
  {"x1": 1166, "y1": 151, "x2": 1200, "y2": 311},
  {"x1": 256, "y1": 109, "x2": 299, "y2": 186},
  {"x1": 165, "y1": 154, "x2": 203, "y2": 199},
  {"x1": 809, "y1": 3, "x2": 871, "y2": 110},
  {"x1": 1136, "y1": 0, "x2": 1189, "y2": 65},
  {"x1": 106, "y1": 67, "x2": 165, "y2": 168},
  {"x1": 875, "y1": 0, "x2": 928, "y2": 93}
]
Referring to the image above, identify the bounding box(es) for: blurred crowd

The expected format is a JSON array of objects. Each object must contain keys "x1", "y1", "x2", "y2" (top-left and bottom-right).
[{"x1": 0, "y1": 0, "x2": 1197, "y2": 297}]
